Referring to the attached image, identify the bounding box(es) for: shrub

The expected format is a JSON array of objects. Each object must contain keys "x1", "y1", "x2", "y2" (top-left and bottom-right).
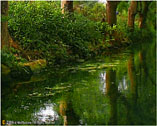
[
  {"x1": 8, "y1": 1, "x2": 104, "y2": 63},
  {"x1": 1, "y1": 47, "x2": 27, "y2": 67}
]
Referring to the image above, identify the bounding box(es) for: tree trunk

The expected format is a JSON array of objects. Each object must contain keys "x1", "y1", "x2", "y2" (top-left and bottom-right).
[
  {"x1": 106, "y1": 1, "x2": 119, "y2": 26},
  {"x1": 61, "y1": 0, "x2": 73, "y2": 14},
  {"x1": 1, "y1": 1, "x2": 10, "y2": 48},
  {"x1": 128, "y1": 1, "x2": 138, "y2": 30},
  {"x1": 29, "y1": 1, "x2": 33, "y2": 4},
  {"x1": 139, "y1": 2, "x2": 151, "y2": 29}
]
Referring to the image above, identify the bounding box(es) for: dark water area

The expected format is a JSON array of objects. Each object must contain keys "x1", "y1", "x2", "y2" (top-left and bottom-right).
[{"x1": 2, "y1": 41, "x2": 156, "y2": 125}]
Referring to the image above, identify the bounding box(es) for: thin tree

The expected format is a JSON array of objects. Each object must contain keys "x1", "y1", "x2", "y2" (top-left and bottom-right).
[
  {"x1": 1, "y1": 1, "x2": 11, "y2": 48},
  {"x1": 127, "y1": 1, "x2": 138, "y2": 30}
]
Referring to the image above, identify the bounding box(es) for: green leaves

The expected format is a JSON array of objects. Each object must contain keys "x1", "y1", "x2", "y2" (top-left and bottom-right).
[
  {"x1": 8, "y1": 1, "x2": 106, "y2": 62},
  {"x1": 1, "y1": 47, "x2": 26, "y2": 67}
]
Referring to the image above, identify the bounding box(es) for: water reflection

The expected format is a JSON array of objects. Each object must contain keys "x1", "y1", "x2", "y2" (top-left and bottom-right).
[
  {"x1": 100, "y1": 71, "x2": 106, "y2": 94},
  {"x1": 100, "y1": 72, "x2": 128, "y2": 93},
  {"x1": 118, "y1": 76, "x2": 128, "y2": 92},
  {"x1": 2, "y1": 41, "x2": 156, "y2": 125},
  {"x1": 106, "y1": 69, "x2": 118, "y2": 125},
  {"x1": 33, "y1": 103, "x2": 59, "y2": 124}
]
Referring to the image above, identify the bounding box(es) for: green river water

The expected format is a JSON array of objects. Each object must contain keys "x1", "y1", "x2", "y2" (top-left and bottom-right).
[{"x1": 2, "y1": 41, "x2": 156, "y2": 125}]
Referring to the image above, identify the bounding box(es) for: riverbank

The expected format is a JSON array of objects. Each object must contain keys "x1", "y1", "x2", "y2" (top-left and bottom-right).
[{"x1": 1, "y1": 39, "x2": 130, "y2": 81}]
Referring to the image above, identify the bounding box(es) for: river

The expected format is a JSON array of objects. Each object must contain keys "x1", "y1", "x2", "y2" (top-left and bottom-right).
[{"x1": 2, "y1": 40, "x2": 156, "y2": 125}]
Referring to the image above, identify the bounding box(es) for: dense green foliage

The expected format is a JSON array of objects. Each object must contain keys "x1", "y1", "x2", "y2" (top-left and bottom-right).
[
  {"x1": 1, "y1": 47, "x2": 27, "y2": 67},
  {"x1": 8, "y1": 1, "x2": 107, "y2": 65},
  {"x1": 5, "y1": 1, "x2": 155, "y2": 66},
  {"x1": 1, "y1": 48, "x2": 18, "y2": 67},
  {"x1": 7, "y1": 1, "x2": 138, "y2": 65}
]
